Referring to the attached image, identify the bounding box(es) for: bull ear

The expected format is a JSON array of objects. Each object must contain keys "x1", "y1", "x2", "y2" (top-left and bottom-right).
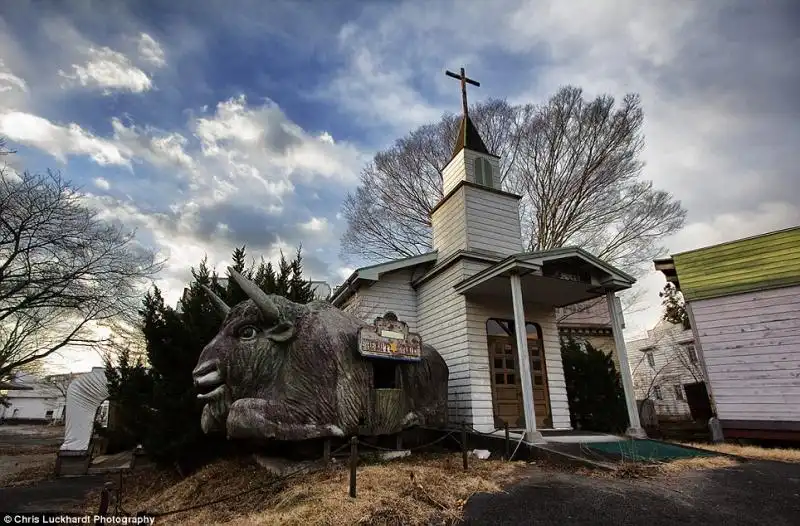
[
  {"x1": 265, "y1": 320, "x2": 295, "y2": 343},
  {"x1": 228, "y1": 267, "x2": 280, "y2": 323},
  {"x1": 200, "y1": 284, "x2": 231, "y2": 317}
]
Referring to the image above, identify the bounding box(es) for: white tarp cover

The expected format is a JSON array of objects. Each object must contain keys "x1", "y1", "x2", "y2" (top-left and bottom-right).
[{"x1": 60, "y1": 368, "x2": 109, "y2": 452}]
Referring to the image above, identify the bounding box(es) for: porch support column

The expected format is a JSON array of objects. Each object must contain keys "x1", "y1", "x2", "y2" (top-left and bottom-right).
[
  {"x1": 509, "y1": 272, "x2": 544, "y2": 443},
  {"x1": 605, "y1": 291, "x2": 646, "y2": 438}
]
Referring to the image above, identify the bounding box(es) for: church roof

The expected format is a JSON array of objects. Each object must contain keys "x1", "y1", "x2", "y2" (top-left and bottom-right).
[
  {"x1": 452, "y1": 115, "x2": 491, "y2": 157},
  {"x1": 331, "y1": 251, "x2": 438, "y2": 307}
]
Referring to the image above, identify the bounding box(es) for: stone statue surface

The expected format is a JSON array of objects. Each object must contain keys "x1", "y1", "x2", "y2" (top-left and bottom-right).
[{"x1": 192, "y1": 268, "x2": 449, "y2": 441}]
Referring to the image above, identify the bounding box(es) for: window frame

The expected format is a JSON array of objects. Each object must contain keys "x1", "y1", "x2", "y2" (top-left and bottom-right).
[
  {"x1": 645, "y1": 350, "x2": 656, "y2": 368},
  {"x1": 473, "y1": 157, "x2": 493, "y2": 188},
  {"x1": 653, "y1": 385, "x2": 663, "y2": 400},
  {"x1": 684, "y1": 343, "x2": 698, "y2": 364}
]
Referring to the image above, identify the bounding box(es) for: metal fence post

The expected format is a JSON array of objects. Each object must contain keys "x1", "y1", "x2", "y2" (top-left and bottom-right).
[
  {"x1": 349, "y1": 436, "x2": 358, "y2": 498},
  {"x1": 504, "y1": 422, "x2": 510, "y2": 460},
  {"x1": 461, "y1": 423, "x2": 468, "y2": 471}
]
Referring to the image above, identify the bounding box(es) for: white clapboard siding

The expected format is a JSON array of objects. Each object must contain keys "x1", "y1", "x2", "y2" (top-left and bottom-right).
[
  {"x1": 341, "y1": 270, "x2": 418, "y2": 332},
  {"x1": 691, "y1": 284, "x2": 800, "y2": 423},
  {"x1": 463, "y1": 150, "x2": 502, "y2": 189},
  {"x1": 463, "y1": 186, "x2": 523, "y2": 256},
  {"x1": 460, "y1": 258, "x2": 571, "y2": 429},
  {"x1": 417, "y1": 261, "x2": 470, "y2": 423},
  {"x1": 431, "y1": 187, "x2": 467, "y2": 259},
  {"x1": 626, "y1": 320, "x2": 699, "y2": 419},
  {"x1": 442, "y1": 150, "x2": 466, "y2": 195}
]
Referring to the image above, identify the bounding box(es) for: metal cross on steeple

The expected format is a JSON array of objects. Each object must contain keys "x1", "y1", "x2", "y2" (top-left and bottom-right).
[{"x1": 445, "y1": 67, "x2": 480, "y2": 119}]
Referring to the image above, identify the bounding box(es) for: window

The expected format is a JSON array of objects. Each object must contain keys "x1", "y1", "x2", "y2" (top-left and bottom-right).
[
  {"x1": 473, "y1": 157, "x2": 493, "y2": 188},
  {"x1": 674, "y1": 385, "x2": 685, "y2": 401},
  {"x1": 685, "y1": 344, "x2": 698, "y2": 364},
  {"x1": 45, "y1": 410, "x2": 54, "y2": 419},
  {"x1": 373, "y1": 360, "x2": 398, "y2": 389},
  {"x1": 645, "y1": 350, "x2": 655, "y2": 368},
  {"x1": 653, "y1": 386, "x2": 663, "y2": 400}
]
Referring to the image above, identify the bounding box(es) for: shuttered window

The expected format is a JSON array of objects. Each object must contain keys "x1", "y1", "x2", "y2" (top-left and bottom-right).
[{"x1": 473, "y1": 157, "x2": 493, "y2": 188}]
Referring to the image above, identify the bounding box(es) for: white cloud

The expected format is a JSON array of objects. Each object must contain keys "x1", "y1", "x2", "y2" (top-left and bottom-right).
[
  {"x1": 137, "y1": 33, "x2": 166, "y2": 68},
  {"x1": 300, "y1": 217, "x2": 328, "y2": 232},
  {"x1": 0, "y1": 111, "x2": 130, "y2": 166},
  {"x1": 93, "y1": 177, "x2": 111, "y2": 190},
  {"x1": 59, "y1": 45, "x2": 153, "y2": 94},
  {"x1": 192, "y1": 95, "x2": 365, "y2": 198},
  {"x1": 324, "y1": 0, "x2": 799, "y2": 340},
  {"x1": 111, "y1": 118, "x2": 195, "y2": 171},
  {"x1": 0, "y1": 60, "x2": 27, "y2": 93}
]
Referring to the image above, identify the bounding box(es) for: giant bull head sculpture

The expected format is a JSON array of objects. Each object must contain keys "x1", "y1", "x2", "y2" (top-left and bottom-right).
[{"x1": 192, "y1": 268, "x2": 449, "y2": 441}]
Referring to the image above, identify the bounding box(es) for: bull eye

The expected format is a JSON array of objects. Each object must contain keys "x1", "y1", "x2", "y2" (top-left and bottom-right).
[{"x1": 238, "y1": 325, "x2": 258, "y2": 340}]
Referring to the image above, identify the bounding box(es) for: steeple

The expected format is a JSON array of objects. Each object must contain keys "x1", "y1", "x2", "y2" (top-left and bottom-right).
[
  {"x1": 430, "y1": 67, "x2": 523, "y2": 260},
  {"x1": 445, "y1": 68, "x2": 491, "y2": 157}
]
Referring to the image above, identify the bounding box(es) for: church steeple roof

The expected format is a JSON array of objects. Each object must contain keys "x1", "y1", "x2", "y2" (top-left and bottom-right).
[
  {"x1": 452, "y1": 114, "x2": 490, "y2": 157},
  {"x1": 445, "y1": 67, "x2": 492, "y2": 157}
]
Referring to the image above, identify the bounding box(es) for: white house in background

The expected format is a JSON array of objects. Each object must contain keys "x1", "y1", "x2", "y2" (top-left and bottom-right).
[
  {"x1": 331, "y1": 74, "x2": 644, "y2": 442},
  {"x1": 626, "y1": 320, "x2": 702, "y2": 421},
  {"x1": 0, "y1": 373, "x2": 76, "y2": 423},
  {"x1": 656, "y1": 226, "x2": 800, "y2": 441}
]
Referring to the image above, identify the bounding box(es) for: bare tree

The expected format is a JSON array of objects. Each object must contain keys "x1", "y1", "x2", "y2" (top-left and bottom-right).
[
  {"x1": 0, "y1": 168, "x2": 162, "y2": 382},
  {"x1": 629, "y1": 329, "x2": 703, "y2": 422},
  {"x1": 340, "y1": 87, "x2": 685, "y2": 276}
]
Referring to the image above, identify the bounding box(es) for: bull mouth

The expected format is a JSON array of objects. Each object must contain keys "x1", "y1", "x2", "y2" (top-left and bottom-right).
[
  {"x1": 193, "y1": 359, "x2": 225, "y2": 397},
  {"x1": 193, "y1": 359, "x2": 232, "y2": 434}
]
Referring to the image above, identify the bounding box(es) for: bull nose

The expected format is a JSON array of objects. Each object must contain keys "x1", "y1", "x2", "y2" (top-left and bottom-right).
[
  {"x1": 193, "y1": 359, "x2": 220, "y2": 378},
  {"x1": 195, "y1": 369, "x2": 222, "y2": 388}
]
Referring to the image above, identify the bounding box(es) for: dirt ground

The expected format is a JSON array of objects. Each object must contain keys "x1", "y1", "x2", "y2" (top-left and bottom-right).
[
  {"x1": 0, "y1": 424, "x2": 62, "y2": 486},
  {"x1": 3, "y1": 428, "x2": 800, "y2": 525},
  {"x1": 463, "y1": 458, "x2": 800, "y2": 526}
]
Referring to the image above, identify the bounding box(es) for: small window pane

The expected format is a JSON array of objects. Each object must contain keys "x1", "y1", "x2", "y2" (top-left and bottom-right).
[
  {"x1": 534, "y1": 375, "x2": 543, "y2": 385},
  {"x1": 494, "y1": 358, "x2": 503, "y2": 369},
  {"x1": 506, "y1": 358, "x2": 515, "y2": 370},
  {"x1": 486, "y1": 319, "x2": 506, "y2": 335},
  {"x1": 525, "y1": 323, "x2": 540, "y2": 338},
  {"x1": 532, "y1": 360, "x2": 541, "y2": 371},
  {"x1": 507, "y1": 373, "x2": 515, "y2": 385},
  {"x1": 482, "y1": 159, "x2": 493, "y2": 188},
  {"x1": 495, "y1": 373, "x2": 505, "y2": 385}
]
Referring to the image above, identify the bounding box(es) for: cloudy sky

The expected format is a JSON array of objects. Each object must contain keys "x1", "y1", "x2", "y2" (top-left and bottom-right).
[{"x1": 1, "y1": 0, "x2": 798, "y2": 372}]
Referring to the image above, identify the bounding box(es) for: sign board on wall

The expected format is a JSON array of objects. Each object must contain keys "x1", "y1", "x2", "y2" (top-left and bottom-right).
[{"x1": 358, "y1": 314, "x2": 422, "y2": 362}]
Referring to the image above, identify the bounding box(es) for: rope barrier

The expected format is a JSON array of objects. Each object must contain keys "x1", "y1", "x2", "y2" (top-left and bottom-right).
[
  {"x1": 507, "y1": 432, "x2": 526, "y2": 461},
  {"x1": 136, "y1": 425, "x2": 513, "y2": 515},
  {"x1": 356, "y1": 431, "x2": 456, "y2": 453}
]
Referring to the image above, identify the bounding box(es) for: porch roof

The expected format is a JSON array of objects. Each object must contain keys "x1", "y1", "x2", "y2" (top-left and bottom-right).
[{"x1": 454, "y1": 247, "x2": 635, "y2": 307}]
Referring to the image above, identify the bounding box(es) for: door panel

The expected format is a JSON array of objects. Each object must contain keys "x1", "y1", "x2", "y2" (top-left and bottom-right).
[{"x1": 488, "y1": 334, "x2": 552, "y2": 429}]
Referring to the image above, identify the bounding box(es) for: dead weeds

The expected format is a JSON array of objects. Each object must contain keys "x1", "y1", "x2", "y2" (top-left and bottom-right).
[
  {"x1": 681, "y1": 442, "x2": 800, "y2": 463},
  {"x1": 575, "y1": 455, "x2": 739, "y2": 480},
  {"x1": 82, "y1": 453, "x2": 530, "y2": 525},
  {"x1": 0, "y1": 457, "x2": 56, "y2": 487}
]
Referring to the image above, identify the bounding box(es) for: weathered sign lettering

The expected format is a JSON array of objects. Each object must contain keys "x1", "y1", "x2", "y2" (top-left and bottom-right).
[{"x1": 358, "y1": 314, "x2": 422, "y2": 362}]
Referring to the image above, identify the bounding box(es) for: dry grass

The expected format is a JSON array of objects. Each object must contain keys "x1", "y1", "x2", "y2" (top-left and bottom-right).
[
  {"x1": 1, "y1": 444, "x2": 60, "y2": 456},
  {"x1": 82, "y1": 454, "x2": 529, "y2": 525},
  {"x1": 681, "y1": 442, "x2": 800, "y2": 463},
  {"x1": 577, "y1": 455, "x2": 739, "y2": 480},
  {"x1": 0, "y1": 457, "x2": 56, "y2": 487}
]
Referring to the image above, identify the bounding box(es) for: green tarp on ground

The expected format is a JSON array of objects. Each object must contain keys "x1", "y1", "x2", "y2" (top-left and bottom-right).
[{"x1": 588, "y1": 439, "x2": 715, "y2": 462}]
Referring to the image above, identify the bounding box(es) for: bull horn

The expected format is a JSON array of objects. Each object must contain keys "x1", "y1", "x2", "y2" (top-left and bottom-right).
[
  {"x1": 227, "y1": 267, "x2": 280, "y2": 322},
  {"x1": 200, "y1": 284, "x2": 231, "y2": 317}
]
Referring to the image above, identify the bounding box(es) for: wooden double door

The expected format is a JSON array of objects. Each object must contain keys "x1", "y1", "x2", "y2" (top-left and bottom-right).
[{"x1": 488, "y1": 334, "x2": 551, "y2": 429}]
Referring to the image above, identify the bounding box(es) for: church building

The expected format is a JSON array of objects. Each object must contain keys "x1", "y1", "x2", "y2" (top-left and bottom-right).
[{"x1": 332, "y1": 69, "x2": 644, "y2": 442}]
